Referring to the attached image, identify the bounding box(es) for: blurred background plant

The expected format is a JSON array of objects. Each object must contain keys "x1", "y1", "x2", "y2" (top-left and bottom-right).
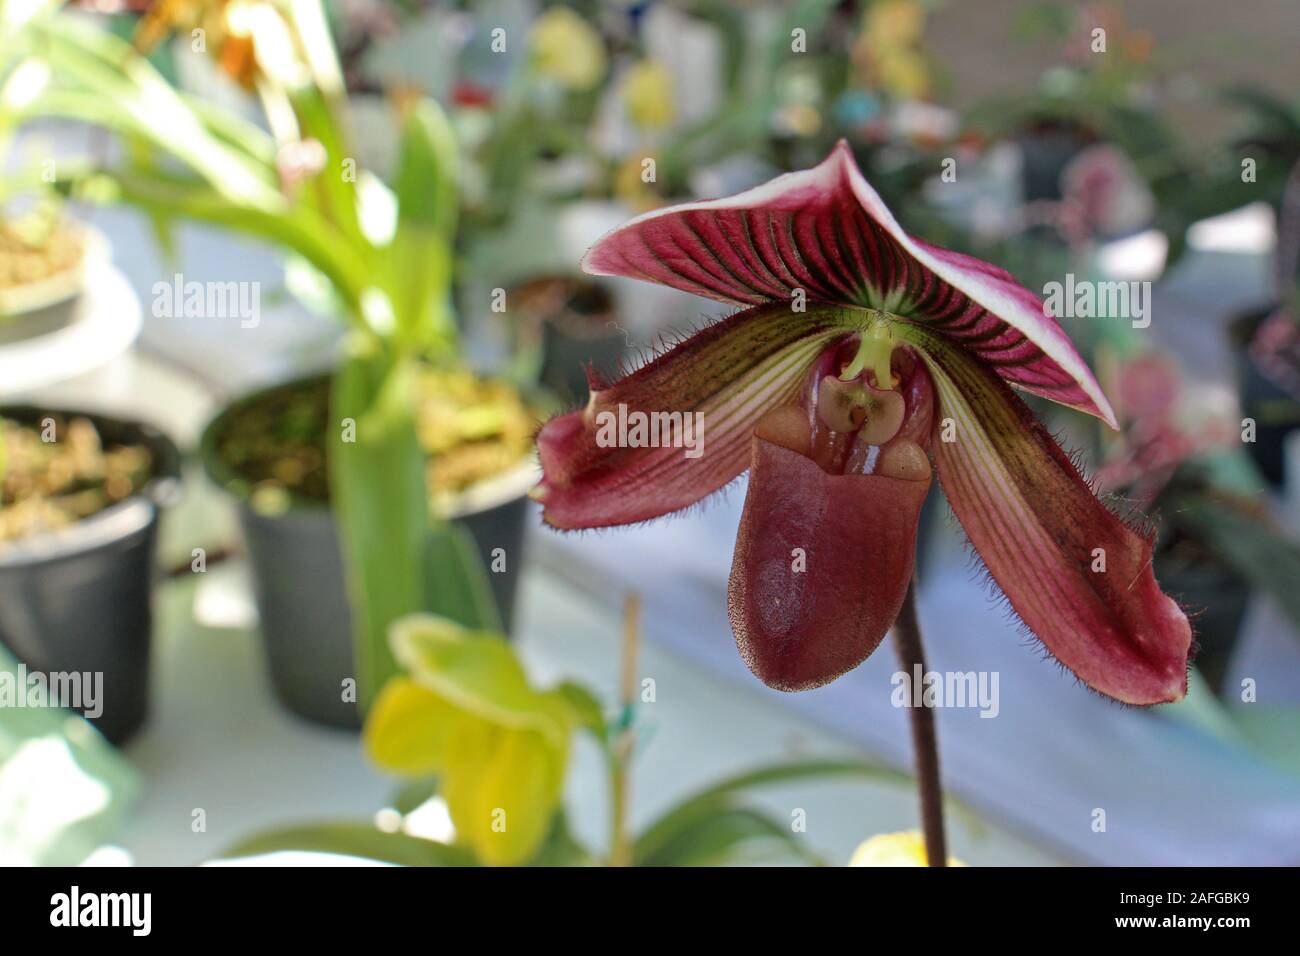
[{"x1": 1, "y1": 0, "x2": 511, "y2": 712}]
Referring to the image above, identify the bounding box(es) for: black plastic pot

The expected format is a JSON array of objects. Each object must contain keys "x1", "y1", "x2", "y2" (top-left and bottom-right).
[
  {"x1": 512, "y1": 276, "x2": 625, "y2": 403},
  {"x1": 1016, "y1": 119, "x2": 1094, "y2": 203},
  {"x1": 0, "y1": 406, "x2": 180, "y2": 744},
  {"x1": 1229, "y1": 304, "x2": 1300, "y2": 488},
  {"x1": 200, "y1": 378, "x2": 535, "y2": 730},
  {"x1": 541, "y1": 318, "x2": 626, "y2": 404}
]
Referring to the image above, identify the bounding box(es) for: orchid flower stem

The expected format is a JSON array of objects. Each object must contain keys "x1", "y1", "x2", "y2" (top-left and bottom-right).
[
  {"x1": 609, "y1": 593, "x2": 641, "y2": 867},
  {"x1": 892, "y1": 577, "x2": 948, "y2": 867}
]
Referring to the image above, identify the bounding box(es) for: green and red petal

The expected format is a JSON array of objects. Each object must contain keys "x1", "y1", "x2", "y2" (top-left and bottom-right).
[
  {"x1": 894, "y1": 324, "x2": 1192, "y2": 705},
  {"x1": 533, "y1": 303, "x2": 856, "y2": 528},
  {"x1": 582, "y1": 140, "x2": 1116, "y2": 428}
]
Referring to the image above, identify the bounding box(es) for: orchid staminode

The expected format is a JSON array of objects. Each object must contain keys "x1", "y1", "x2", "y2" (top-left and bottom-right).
[{"x1": 533, "y1": 142, "x2": 1192, "y2": 706}]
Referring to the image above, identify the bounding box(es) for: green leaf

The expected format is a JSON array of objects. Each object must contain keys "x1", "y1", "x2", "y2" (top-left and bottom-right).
[
  {"x1": 83, "y1": 169, "x2": 368, "y2": 317},
  {"x1": 423, "y1": 522, "x2": 502, "y2": 634},
  {"x1": 290, "y1": 83, "x2": 364, "y2": 249},
  {"x1": 29, "y1": 16, "x2": 281, "y2": 206},
  {"x1": 330, "y1": 345, "x2": 430, "y2": 708},
  {"x1": 634, "y1": 759, "x2": 910, "y2": 865},
  {"x1": 122, "y1": 134, "x2": 176, "y2": 263},
  {"x1": 219, "y1": 822, "x2": 477, "y2": 867},
  {"x1": 394, "y1": 99, "x2": 458, "y2": 238},
  {"x1": 1176, "y1": 497, "x2": 1300, "y2": 638},
  {"x1": 1231, "y1": 707, "x2": 1300, "y2": 777},
  {"x1": 526, "y1": 812, "x2": 595, "y2": 867},
  {"x1": 637, "y1": 805, "x2": 826, "y2": 867},
  {"x1": 386, "y1": 98, "x2": 458, "y2": 345},
  {"x1": 555, "y1": 681, "x2": 608, "y2": 739}
]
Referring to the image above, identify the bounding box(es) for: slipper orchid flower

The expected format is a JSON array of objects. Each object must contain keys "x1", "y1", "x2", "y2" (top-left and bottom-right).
[{"x1": 533, "y1": 142, "x2": 1191, "y2": 705}]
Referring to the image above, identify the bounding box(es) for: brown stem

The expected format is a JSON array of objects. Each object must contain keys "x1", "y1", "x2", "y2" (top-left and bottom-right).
[
  {"x1": 609, "y1": 593, "x2": 641, "y2": 867},
  {"x1": 892, "y1": 578, "x2": 948, "y2": 867}
]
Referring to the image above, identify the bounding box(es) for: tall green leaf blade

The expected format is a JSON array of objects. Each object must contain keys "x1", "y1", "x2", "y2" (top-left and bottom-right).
[
  {"x1": 331, "y1": 345, "x2": 430, "y2": 709},
  {"x1": 394, "y1": 99, "x2": 458, "y2": 237},
  {"x1": 83, "y1": 169, "x2": 368, "y2": 317},
  {"x1": 422, "y1": 523, "x2": 503, "y2": 634},
  {"x1": 386, "y1": 99, "x2": 458, "y2": 344},
  {"x1": 291, "y1": 84, "x2": 365, "y2": 249},
  {"x1": 33, "y1": 17, "x2": 282, "y2": 206}
]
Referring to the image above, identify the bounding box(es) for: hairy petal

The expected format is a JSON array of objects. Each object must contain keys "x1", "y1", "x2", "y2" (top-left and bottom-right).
[
  {"x1": 534, "y1": 304, "x2": 856, "y2": 528},
  {"x1": 728, "y1": 407, "x2": 931, "y2": 692},
  {"x1": 896, "y1": 325, "x2": 1191, "y2": 705},
  {"x1": 583, "y1": 141, "x2": 1114, "y2": 426}
]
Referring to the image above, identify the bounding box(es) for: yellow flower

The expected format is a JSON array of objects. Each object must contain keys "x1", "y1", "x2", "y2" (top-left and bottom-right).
[
  {"x1": 775, "y1": 103, "x2": 822, "y2": 137},
  {"x1": 529, "y1": 7, "x2": 607, "y2": 91},
  {"x1": 865, "y1": 0, "x2": 925, "y2": 49},
  {"x1": 613, "y1": 154, "x2": 663, "y2": 213},
  {"x1": 622, "y1": 60, "x2": 675, "y2": 130},
  {"x1": 848, "y1": 831, "x2": 967, "y2": 867},
  {"x1": 365, "y1": 615, "x2": 584, "y2": 867},
  {"x1": 133, "y1": 0, "x2": 303, "y2": 91},
  {"x1": 858, "y1": 0, "x2": 931, "y2": 100},
  {"x1": 877, "y1": 50, "x2": 930, "y2": 100}
]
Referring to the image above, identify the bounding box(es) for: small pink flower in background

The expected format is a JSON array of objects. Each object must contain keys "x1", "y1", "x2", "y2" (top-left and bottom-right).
[
  {"x1": 1060, "y1": 144, "x2": 1154, "y2": 241},
  {"x1": 1096, "y1": 353, "x2": 1236, "y2": 509}
]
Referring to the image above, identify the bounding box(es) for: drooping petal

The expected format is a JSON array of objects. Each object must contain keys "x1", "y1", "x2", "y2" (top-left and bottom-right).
[
  {"x1": 534, "y1": 303, "x2": 856, "y2": 528},
  {"x1": 727, "y1": 407, "x2": 931, "y2": 692},
  {"x1": 583, "y1": 140, "x2": 1115, "y2": 427},
  {"x1": 893, "y1": 324, "x2": 1192, "y2": 705}
]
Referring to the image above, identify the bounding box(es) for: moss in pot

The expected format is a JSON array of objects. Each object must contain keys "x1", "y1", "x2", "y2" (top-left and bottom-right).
[
  {"x1": 0, "y1": 207, "x2": 94, "y2": 343},
  {"x1": 0, "y1": 409, "x2": 180, "y2": 744},
  {"x1": 200, "y1": 368, "x2": 542, "y2": 729}
]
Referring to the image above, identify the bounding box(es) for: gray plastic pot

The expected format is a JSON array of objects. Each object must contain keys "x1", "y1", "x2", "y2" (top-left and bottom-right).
[
  {"x1": 540, "y1": 318, "x2": 626, "y2": 404},
  {"x1": 511, "y1": 276, "x2": 624, "y2": 403},
  {"x1": 0, "y1": 406, "x2": 180, "y2": 745},
  {"x1": 200, "y1": 380, "x2": 537, "y2": 730}
]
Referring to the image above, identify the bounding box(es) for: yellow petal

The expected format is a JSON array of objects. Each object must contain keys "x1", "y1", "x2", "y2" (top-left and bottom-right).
[
  {"x1": 364, "y1": 676, "x2": 463, "y2": 774},
  {"x1": 622, "y1": 60, "x2": 675, "y2": 129},
  {"x1": 848, "y1": 831, "x2": 967, "y2": 867},
  {"x1": 530, "y1": 7, "x2": 607, "y2": 91},
  {"x1": 446, "y1": 726, "x2": 567, "y2": 866}
]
